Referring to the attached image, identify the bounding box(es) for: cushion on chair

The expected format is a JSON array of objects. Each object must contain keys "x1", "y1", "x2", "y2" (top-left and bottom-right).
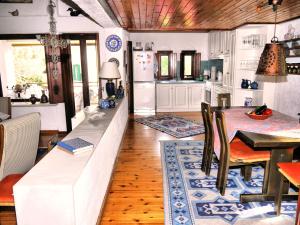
[
  {"x1": 230, "y1": 138, "x2": 270, "y2": 163},
  {"x1": 0, "y1": 174, "x2": 24, "y2": 204},
  {"x1": 278, "y1": 162, "x2": 300, "y2": 187}
]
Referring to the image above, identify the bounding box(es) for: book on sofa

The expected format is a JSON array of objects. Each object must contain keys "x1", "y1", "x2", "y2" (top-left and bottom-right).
[{"x1": 57, "y1": 137, "x2": 94, "y2": 154}]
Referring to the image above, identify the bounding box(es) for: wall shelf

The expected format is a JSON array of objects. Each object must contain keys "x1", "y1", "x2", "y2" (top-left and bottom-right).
[
  {"x1": 280, "y1": 37, "x2": 300, "y2": 43},
  {"x1": 287, "y1": 63, "x2": 300, "y2": 75},
  {"x1": 236, "y1": 88, "x2": 264, "y2": 91}
]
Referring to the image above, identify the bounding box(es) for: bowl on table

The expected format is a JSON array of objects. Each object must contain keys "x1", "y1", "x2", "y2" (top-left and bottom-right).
[{"x1": 245, "y1": 112, "x2": 272, "y2": 120}]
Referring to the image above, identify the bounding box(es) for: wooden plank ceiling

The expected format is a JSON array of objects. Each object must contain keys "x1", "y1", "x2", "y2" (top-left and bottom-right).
[{"x1": 105, "y1": 0, "x2": 300, "y2": 31}]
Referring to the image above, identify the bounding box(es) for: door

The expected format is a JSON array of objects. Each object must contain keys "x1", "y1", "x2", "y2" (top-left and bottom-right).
[
  {"x1": 189, "y1": 84, "x2": 204, "y2": 110},
  {"x1": 156, "y1": 84, "x2": 172, "y2": 110},
  {"x1": 134, "y1": 82, "x2": 155, "y2": 112},
  {"x1": 127, "y1": 41, "x2": 134, "y2": 113},
  {"x1": 173, "y1": 85, "x2": 188, "y2": 109},
  {"x1": 133, "y1": 51, "x2": 154, "y2": 81},
  {"x1": 68, "y1": 35, "x2": 99, "y2": 111}
]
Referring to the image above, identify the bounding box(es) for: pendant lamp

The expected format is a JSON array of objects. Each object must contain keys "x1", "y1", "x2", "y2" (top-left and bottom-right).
[{"x1": 256, "y1": 2, "x2": 286, "y2": 76}]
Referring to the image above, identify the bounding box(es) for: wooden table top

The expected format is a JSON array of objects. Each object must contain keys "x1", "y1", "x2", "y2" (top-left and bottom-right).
[{"x1": 237, "y1": 130, "x2": 300, "y2": 148}]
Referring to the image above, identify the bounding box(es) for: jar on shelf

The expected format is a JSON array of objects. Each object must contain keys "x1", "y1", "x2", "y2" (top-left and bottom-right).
[{"x1": 293, "y1": 66, "x2": 298, "y2": 74}]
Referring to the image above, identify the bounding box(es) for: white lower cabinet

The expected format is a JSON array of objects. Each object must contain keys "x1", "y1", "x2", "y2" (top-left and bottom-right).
[
  {"x1": 173, "y1": 85, "x2": 189, "y2": 109},
  {"x1": 156, "y1": 84, "x2": 173, "y2": 110},
  {"x1": 156, "y1": 83, "x2": 204, "y2": 112}
]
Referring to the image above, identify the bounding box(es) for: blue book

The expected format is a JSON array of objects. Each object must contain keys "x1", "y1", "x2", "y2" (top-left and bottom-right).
[{"x1": 57, "y1": 138, "x2": 94, "y2": 154}]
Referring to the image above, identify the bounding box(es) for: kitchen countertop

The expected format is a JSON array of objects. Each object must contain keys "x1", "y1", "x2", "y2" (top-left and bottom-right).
[{"x1": 156, "y1": 80, "x2": 206, "y2": 84}]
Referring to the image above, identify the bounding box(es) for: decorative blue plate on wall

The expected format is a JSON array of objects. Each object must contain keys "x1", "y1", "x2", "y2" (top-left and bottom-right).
[{"x1": 105, "y1": 35, "x2": 122, "y2": 52}]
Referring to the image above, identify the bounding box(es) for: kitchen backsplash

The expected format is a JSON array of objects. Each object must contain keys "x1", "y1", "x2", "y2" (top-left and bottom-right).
[
  {"x1": 174, "y1": 59, "x2": 223, "y2": 80},
  {"x1": 201, "y1": 59, "x2": 223, "y2": 75}
]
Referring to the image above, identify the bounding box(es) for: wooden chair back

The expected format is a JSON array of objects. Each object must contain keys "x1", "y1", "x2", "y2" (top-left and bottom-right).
[
  {"x1": 201, "y1": 102, "x2": 214, "y2": 150},
  {"x1": 217, "y1": 93, "x2": 231, "y2": 108},
  {"x1": 215, "y1": 110, "x2": 231, "y2": 165},
  {"x1": 0, "y1": 97, "x2": 11, "y2": 117},
  {"x1": 0, "y1": 113, "x2": 40, "y2": 180}
]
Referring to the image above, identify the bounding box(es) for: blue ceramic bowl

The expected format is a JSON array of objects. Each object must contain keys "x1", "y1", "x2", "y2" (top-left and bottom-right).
[{"x1": 100, "y1": 99, "x2": 110, "y2": 109}]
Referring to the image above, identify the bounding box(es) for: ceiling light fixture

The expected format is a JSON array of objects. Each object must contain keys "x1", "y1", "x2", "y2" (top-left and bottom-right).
[
  {"x1": 36, "y1": 0, "x2": 70, "y2": 80},
  {"x1": 256, "y1": 0, "x2": 286, "y2": 76}
]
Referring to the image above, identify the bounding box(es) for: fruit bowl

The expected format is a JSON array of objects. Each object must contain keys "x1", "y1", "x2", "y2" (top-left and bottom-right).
[{"x1": 245, "y1": 112, "x2": 272, "y2": 120}]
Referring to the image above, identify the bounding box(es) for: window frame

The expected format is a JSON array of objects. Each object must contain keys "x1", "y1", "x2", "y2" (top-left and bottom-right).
[
  {"x1": 0, "y1": 34, "x2": 49, "y2": 102},
  {"x1": 180, "y1": 50, "x2": 196, "y2": 80},
  {"x1": 156, "y1": 50, "x2": 174, "y2": 80}
]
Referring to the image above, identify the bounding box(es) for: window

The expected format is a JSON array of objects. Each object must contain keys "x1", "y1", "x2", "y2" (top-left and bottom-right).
[
  {"x1": 1, "y1": 39, "x2": 47, "y2": 99},
  {"x1": 161, "y1": 55, "x2": 169, "y2": 76},
  {"x1": 184, "y1": 55, "x2": 192, "y2": 77},
  {"x1": 156, "y1": 51, "x2": 175, "y2": 80},
  {"x1": 180, "y1": 51, "x2": 201, "y2": 80},
  {"x1": 70, "y1": 38, "x2": 99, "y2": 112}
]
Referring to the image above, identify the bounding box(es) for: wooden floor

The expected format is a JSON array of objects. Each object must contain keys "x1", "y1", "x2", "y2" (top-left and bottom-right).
[
  {"x1": 0, "y1": 112, "x2": 204, "y2": 225},
  {"x1": 99, "y1": 112, "x2": 204, "y2": 225}
]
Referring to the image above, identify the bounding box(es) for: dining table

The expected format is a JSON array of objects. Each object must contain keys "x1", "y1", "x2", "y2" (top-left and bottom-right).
[{"x1": 213, "y1": 107, "x2": 300, "y2": 203}]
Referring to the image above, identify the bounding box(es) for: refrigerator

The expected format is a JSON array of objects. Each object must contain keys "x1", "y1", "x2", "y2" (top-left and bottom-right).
[{"x1": 133, "y1": 51, "x2": 156, "y2": 113}]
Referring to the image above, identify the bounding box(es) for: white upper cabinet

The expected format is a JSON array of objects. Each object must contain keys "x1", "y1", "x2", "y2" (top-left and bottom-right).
[{"x1": 209, "y1": 31, "x2": 232, "y2": 59}]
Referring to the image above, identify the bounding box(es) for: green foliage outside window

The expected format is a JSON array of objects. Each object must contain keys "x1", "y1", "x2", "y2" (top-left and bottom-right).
[
  {"x1": 160, "y1": 55, "x2": 169, "y2": 76},
  {"x1": 12, "y1": 45, "x2": 47, "y2": 88}
]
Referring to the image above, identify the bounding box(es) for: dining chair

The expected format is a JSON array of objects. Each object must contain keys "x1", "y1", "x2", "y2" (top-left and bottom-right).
[
  {"x1": 201, "y1": 102, "x2": 253, "y2": 179},
  {"x1": 0, "y1": 112, "x2": 41, "y2": 207},
  {"x1": 201, "y1": 102, "x2": 214, "y2": 176},
  {"x1": 217, "y1": 93, "x2": 231, "y2": 108},
  {"x1": 0, "y1": 97, "x2": 12, "y2": 118},
  {"x1": 215, "y1": 110, "x2": 271, "y2": 196},
  {"x1": 275, "y1": 162, "x2": 300, "y2": 225}
]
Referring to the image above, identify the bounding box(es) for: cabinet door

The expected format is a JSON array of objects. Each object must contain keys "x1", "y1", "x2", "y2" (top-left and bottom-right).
[
  {"x1": 156, "y1": 84, "x2": 172, "y2": 110},
  {"x1": 219, "y1": 32, "x2": 225, "y2": 55},
  {"x1": 210, "y1": 32, "x2": 215, "y2": 58},
  {"x1": 188, "y1": 84, "x2": 204, "y2": 110},
  {"x1": 223, "y1": 56, "x2": 230, "y2": 87},
  {"x1": 173, "y1": 85, "x2": 189, "y2": 109}
]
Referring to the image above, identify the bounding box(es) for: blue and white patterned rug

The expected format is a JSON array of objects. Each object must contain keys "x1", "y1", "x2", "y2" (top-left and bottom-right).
[
  {"x1": 161, "y1": 140, "x2": 296, "y2": 225},
  {"x1": 135, "y1": 115, "x2": 205, "y2": 138}
]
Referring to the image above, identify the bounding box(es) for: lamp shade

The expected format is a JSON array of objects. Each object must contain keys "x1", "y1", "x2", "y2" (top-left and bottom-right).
[
  {"x1": 99, "y1": 62, "x2": 121, "y2": 79},
  {"x1": 256, "y1": 42, "x2": 287, "y2": 76}
]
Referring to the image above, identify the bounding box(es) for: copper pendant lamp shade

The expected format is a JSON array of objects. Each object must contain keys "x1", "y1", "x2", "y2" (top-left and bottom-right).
[
  {"x1": 256, "y1": 38, "x2": 287, "y2": 76},
  {"x1": 256, "y1": 1, "x2": 286, "y2": 76}
]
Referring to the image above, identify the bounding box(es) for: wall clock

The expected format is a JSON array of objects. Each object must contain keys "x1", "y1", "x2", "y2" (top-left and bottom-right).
[
  {"x1": 105, "y1": 35, "x2": 122, "y2": 52},
  {"x1": 108, "y1": 57, "x2": 120, "y2": 67}
]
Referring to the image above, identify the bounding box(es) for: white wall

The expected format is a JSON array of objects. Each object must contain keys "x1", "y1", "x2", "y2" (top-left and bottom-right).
[
  {"x1": 272, "y1": 18, "x2": 300, "y2": 118},
  {"x1": 0, "y1": 0, "x2": 101, "y2": 34},
  {"x1": 99, "y1": 28, "x2": 129, "y2": 99},
  {"x1": 129, "y1": 32, "x2": 209, "y2": 60}
]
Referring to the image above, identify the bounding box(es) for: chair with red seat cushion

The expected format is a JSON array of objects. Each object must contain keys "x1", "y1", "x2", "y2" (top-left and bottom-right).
[
  {"x1": 215, "y1": 110, "x2": 271, "y2": 196},
  {"x1": 0, "y1": 113, "x2": 40, "y2": 207},
  {"x1": 275, "y1": 162, "x2": 300, "y2": 225},
  {"x1": 201, "y1": 103, "x2": 255, "y2": 179},
  {"x1": 0, "y1": 174, "x2": 23, "y2": 206}
]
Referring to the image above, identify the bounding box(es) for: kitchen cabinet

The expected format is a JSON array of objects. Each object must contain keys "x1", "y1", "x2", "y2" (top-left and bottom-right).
[
  {"x1": 156, "y1": 84, "x2": 173, "y2": 110},
  {"x1": 209, "y1": 31, "x2": 232, "y2": 58},
  {"x1": 156, "y1": 83, "x2": 205, "y2": 112},
  {"x1": 281, "y1": 37, "x2": 300, "y2": 75}
]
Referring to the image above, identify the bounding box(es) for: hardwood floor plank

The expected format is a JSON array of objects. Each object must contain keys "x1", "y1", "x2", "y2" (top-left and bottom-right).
[{"x1": 99, "y1": 112, "x2": 203, "y2": 225}]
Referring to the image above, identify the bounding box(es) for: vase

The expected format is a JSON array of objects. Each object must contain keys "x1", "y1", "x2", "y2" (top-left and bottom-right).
[
  {"x1": 116, "y1": 81, "x2": 124, "y2": 99},
  {"x1": 241, "y1": 79, "x2": 250, "y2": 89},
  {"x1": 40, "y1": 90, "x2": 48, "y2": 103},
  {"x1": 29, "y1": 94, "x2": 37, "y2": 104}
]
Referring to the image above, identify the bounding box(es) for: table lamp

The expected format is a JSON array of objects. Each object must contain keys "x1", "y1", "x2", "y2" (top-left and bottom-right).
[{"x1": 99, "y1": 62, "x2": 121, "y2": 97}]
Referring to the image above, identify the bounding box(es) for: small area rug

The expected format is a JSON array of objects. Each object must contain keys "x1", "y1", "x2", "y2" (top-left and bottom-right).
[
  {"x1": 161, "y1": 140, "x2": 296, "y2": 225},
  {"x1": 135, "y1": 115, "x2": 205, "y2": 138}
]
